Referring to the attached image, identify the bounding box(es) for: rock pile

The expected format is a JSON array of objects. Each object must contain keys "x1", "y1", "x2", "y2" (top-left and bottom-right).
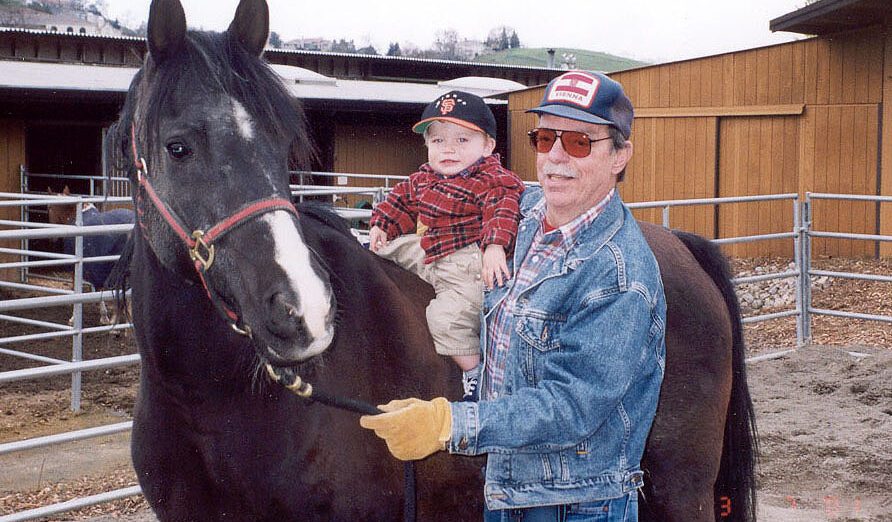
[{"x1": 734, "y1": 261, "x2": 831, "y2": 314}]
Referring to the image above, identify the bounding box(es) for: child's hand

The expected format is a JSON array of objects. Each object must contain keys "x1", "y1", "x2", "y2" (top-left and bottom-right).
[
  {"x1": 369, "y1": 226, "x2": 388, "y2": 252},
  {"x1": 482, "y1": 244, "x2": 511, "y2": 289}
]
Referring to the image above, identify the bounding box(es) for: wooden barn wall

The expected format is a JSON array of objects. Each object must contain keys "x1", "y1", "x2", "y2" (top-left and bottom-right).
[
  {"x1": 332, "y1": 122, "x2": 427, "y2": 208},
  {"x1": 718, "y1": 116, "x2": 801, "y2": 257},
  {"x1": 0, "y1": 120, "x2": 26, "y2": 281},
  {"x1": 508, "y1": 25, "x2": 888, "y2": 258}
]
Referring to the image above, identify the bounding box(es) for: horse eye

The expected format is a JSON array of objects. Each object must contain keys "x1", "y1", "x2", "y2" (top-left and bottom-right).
[{"x1": 166, "y1": 142, "x2": 192, "y2": 160}]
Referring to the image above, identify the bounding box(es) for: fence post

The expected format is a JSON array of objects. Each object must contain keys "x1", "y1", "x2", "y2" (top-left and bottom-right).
[
  {"x1": 798, "y1": 197, "x2": 813, "y2": 345},
  {"x1": 662, "y1": 206, "x2": 670, "y2": 228},
  {"x1": 793, "y1": 197, "x2": 802, "y2": 345},
  {"x1": 18, "y1": 165, "x2": 27, "y2": 284},
  {"x1": 71, "y1": 203, "x2": 84, "y2": 412}
]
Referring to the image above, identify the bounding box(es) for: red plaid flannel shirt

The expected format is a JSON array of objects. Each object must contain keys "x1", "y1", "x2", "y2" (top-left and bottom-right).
[{"x1": 370, "y1": 154, "x2": 525, "y2": 263}]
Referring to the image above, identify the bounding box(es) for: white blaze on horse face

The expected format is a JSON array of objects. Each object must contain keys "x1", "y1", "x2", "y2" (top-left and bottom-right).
[
  {"x1": 231, "y1": 100, "x2": 255, "y2": 141},
  {"x1": 263, "y1": 211, "x2": 334, "y2": 357}
]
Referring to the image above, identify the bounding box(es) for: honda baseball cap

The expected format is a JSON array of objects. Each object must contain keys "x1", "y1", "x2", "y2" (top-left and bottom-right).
[
  {"x1": 527, "y1": 70, "x2": 634, "y2": 139},
  {"x1": 412, "y1": 90, "x2": 498, "y2": 139}
]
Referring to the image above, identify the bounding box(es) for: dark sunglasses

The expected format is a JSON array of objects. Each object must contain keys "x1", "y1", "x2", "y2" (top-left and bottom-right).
[{"x1": 527, "y1": 128, "x2": 612, "y2": 158}]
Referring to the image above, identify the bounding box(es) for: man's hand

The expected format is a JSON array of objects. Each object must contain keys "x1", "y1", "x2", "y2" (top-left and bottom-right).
[
  {"x1": 482, "y1": 244, "x2": 511, "y2": 289},
  {"x1": 359, "y1": 397, "x2": 452, "y2": 461},
  {"x1": 369, "y1": 226, "x2": 388, "y2": 252}
]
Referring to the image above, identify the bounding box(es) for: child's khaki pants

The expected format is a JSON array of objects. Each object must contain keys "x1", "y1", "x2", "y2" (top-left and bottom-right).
[{"x1": 375, "y1": 235, "x2": 482, "y2": 357}]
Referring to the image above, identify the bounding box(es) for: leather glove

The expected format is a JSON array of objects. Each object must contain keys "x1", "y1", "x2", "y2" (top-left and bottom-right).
[{"x1": 359, "y1": 397, "x2": 452, "y2": 461}]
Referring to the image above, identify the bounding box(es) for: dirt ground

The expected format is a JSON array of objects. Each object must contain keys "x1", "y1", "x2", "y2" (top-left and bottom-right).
[{"x1": 0, "y1": 258, "x2": 890, "y2": 521}]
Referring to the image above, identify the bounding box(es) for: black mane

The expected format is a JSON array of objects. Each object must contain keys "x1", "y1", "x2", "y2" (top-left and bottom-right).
[{"x1": 114, "y1": 29, "x2": 314, "y2": 174}]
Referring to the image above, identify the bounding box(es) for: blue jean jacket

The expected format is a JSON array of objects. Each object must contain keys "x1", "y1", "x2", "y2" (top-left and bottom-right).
[{"x1": 448, "y1": 188, "x2": 666, "y2": 511}]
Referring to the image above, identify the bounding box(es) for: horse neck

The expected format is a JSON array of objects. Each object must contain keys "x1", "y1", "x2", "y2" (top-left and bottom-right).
[
  {"x1": 130, "y1": 233, "x2": 257, "y2": 392},
  {"x1": 301, "y1": 223, "x2": 452, "y2": 401}
]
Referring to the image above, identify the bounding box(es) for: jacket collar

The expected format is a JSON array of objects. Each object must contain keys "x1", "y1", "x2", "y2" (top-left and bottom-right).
[{"x1": 519, "y1": 187, "x2": 626, "y2": 267}]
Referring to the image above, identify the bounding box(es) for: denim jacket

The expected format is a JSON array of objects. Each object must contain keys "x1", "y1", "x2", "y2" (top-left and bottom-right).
[{"x1": 448, "y1": 187, "x2": 666, "y2": 510}]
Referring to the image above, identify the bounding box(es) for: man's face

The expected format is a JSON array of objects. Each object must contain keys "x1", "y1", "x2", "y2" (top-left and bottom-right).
[
  {"x1": 425, "y1": 121, "x2": 495, "y2": 177},
  {"x1": 535, "y1": 114, "x2": 632, "y2": 227}
]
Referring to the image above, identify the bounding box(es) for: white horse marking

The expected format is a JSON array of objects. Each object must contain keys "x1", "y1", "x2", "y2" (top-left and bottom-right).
[
  {"x1": 263, "y1": 211, "x2": 333, "y2": 357},
  {"x1": 232, "y1": 100, "x2": 255, "y2": 141}
]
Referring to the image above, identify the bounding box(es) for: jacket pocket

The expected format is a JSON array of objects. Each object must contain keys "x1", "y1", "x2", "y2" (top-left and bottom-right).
[{"x1": 515, "y1": 314, "x2": 562, "y2": 352}]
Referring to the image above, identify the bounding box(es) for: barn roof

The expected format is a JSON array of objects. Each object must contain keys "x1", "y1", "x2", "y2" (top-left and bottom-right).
[
  {"x1": 770, "y1": 0, "x2": 892, "y2": 35},
  {"x1": 0, "y1": 60, "x2": 523, "y2": 105}
]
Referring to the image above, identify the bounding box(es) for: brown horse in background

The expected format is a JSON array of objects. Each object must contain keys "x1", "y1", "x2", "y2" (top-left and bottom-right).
[{"x1": 111, "y1": 0, "x2": 756, "y2": 520}]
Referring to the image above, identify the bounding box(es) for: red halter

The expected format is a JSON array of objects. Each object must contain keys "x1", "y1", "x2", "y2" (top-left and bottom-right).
[{"x1": 130, "y1": 123, "x2": 298, "y2": 336}]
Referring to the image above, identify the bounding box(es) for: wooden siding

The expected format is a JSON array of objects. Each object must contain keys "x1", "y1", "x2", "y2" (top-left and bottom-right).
[
  {"x1": 799, "y1": 104, "x2": 879, "y2": 257},
  {"x1": 718, "y1": 116, "x2": 801, "y2": 257},
  {"x1": 508, "y1": 24, "x2": 889, "y2": 258},
  {"x1": 0, "y1": 120, "x2": 26, "y2": 281},
  {"x1": 625, "y1": 117, "x2": 717, "y2": 239},
  {"x1": 880, "y1": 27, "x2": 892, "y2": 257},
  {"x1": 332, "y1": 122, "x2": 427, "y2": 208}
]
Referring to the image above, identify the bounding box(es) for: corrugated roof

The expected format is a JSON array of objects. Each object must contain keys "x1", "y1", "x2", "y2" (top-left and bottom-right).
[
  {"x1": 0, "y1": 60, "x2": 521, "y2": 103},
  {"x1": 0, "y1": 27, "x2": 558, "y2": 73}
]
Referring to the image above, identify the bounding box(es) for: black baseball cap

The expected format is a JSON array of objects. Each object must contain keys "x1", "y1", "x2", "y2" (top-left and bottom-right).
[{"x1": 412, "y1": 90, "x2": 497, "y2": 139}]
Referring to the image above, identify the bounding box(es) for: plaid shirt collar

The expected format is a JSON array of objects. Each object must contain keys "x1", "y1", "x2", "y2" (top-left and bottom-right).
[{"x1": 527, "y1": 188, "x2": 616, "y2": 245}]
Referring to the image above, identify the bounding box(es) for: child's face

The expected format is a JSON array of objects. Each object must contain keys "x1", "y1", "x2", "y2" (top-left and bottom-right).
[{"x1": 425, "y1": 121, "x2": 496, "y2": 177}]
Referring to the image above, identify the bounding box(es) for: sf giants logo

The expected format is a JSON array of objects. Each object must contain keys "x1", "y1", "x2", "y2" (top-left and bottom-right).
[
  {"x1": 439, "y1": 98, "x2": 456, "y2": 115},
  {"x1": 547, "y1": 72, "x2": 599, "y2": 109}
]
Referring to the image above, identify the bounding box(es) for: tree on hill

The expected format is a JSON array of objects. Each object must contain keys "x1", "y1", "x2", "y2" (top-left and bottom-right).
[
  {"x1": 432, "y1": 28, "x2": 460, "y2": 59},
  {"x1": 357, "y1": 44, "x2": 378, "y2": 55},
  {"x1": 268, "y1": 31, "x2": 282, "y2": 48},
  {"x1": 386, "y1": 42, "x2": 401, "y2": 56},
  {"x1": 486, "y1": 25, "x2": 520, "y2": 51}
]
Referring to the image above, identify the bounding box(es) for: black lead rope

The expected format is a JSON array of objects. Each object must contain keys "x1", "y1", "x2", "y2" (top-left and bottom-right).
[{"x1": 266, "y1": 365, "x2": 417, "y2": 522}]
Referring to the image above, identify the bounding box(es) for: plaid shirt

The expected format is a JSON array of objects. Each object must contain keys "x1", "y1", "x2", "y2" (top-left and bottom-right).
[
  {"x1": 370, "y1": 154, "x2": 524, "y2": 263},
  {"x1": 484, "y1": 189, "x2": 615, "y2": 398}
]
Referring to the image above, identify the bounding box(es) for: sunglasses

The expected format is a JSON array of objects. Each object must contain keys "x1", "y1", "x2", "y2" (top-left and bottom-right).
[{"x1": 527, "y1": 128, "x2": 612, "y2": 158}]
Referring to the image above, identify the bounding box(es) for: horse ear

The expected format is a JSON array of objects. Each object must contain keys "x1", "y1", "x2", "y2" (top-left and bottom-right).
[
  {"x1": 62, "y1": 186, "x2": 70, "y2": 196},
  {"x1": 147, "y1": 0, "x2": 187, "y2": 63},
  {"x1": 227, "y1": 0, "x2": 269, "y2": 57}
]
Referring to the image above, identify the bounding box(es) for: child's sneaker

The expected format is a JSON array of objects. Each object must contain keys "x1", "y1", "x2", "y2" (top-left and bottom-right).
[{"x1": 461, "y1": 369, "x2": 479, "y2": 402}]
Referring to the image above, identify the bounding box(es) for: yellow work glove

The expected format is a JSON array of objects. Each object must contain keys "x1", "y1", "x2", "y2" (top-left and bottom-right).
[{"x1": 359, "y1": 397, "x2": 452, "y2": 461}]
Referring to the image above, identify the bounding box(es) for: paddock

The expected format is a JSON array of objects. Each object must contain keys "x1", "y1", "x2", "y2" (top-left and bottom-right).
[{"x1": 0, "y1": 178, "x2": 890, "y2": 520}]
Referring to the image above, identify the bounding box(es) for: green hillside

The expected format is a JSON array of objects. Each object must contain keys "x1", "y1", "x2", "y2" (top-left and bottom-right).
[{"x1": 473, "y1": 47, "x2": 649, "y2": 72}]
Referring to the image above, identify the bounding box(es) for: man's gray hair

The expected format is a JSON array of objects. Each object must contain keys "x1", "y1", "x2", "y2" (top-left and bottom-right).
[{"x1": 609, "y1": 126, "x2": 630, "y2": 182}]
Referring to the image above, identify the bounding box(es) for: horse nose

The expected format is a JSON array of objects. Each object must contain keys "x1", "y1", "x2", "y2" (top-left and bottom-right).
[{"x1": 265, "y1": 291, "x2": 308, "y2": 342}]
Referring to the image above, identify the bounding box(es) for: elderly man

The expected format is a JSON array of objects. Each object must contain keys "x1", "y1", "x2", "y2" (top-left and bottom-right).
[{"x1": 361, "y1": 70, "x2": 666, "y2": 522}]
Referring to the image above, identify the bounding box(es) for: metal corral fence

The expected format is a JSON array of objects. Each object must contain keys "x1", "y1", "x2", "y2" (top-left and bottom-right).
[{"x1": 2, "y1": 181, "x2": 892, "y2": 521}]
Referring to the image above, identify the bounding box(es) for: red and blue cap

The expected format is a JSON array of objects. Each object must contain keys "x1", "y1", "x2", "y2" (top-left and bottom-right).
[{"x1": 526, "y1": 70, "x2": 633, "y2": 139}]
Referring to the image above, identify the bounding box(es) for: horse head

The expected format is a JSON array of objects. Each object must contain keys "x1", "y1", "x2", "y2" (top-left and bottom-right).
[
  {"x1": 47, "y1": 185, "x2": 76, "y2": 226},
  {"x1": 116, "y1": 0, "x2": 335, "y2": 366}
]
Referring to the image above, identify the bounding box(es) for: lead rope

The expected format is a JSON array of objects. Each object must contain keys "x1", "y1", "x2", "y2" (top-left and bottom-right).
[{"x1": 266, "y1": 365, "x2": 417, "y2": 522}]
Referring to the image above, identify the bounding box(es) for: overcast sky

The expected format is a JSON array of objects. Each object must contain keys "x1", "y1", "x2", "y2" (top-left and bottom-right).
[{"x1": 103, "y1": 0, "x2": 809, "y2": 64}]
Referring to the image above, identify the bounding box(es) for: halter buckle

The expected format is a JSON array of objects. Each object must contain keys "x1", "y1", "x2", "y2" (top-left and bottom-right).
[
  {"x1": 136, "y1": 157, "x2": 148, "y2": 182},
  {"x1": 189, "y1": 230, "x2": 216, "y2": 270}
]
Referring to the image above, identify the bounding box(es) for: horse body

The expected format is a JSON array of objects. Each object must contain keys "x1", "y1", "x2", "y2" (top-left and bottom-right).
[
  {"x1": 129, "y1": 205, "x2": 483, "y2": 520},
  {"x1": 61, "y1": 206, "x2": 135, "y2": 289},
  {"x1": 117, "y1": 1, "x2": 756, "y2": 520}
]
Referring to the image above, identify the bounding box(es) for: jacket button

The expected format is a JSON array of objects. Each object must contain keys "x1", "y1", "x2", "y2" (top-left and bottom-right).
[{"x1": 459, "y1": 438, "x2": 469, "y2": 450}]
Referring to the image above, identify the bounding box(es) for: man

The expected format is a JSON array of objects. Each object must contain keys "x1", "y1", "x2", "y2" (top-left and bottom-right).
[{"x1": 361, "y1": 70, "x2": 666, "y2": 522}]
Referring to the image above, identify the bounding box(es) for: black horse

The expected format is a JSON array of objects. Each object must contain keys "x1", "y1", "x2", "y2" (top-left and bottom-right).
[{"x1": 111, "y1": 1, "x2": 756, "y2": 520}]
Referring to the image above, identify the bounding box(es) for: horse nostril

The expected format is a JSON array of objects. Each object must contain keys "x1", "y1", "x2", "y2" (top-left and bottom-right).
[{"x1": 266, "y1": 291, "x2": 304, "y2": 339}]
